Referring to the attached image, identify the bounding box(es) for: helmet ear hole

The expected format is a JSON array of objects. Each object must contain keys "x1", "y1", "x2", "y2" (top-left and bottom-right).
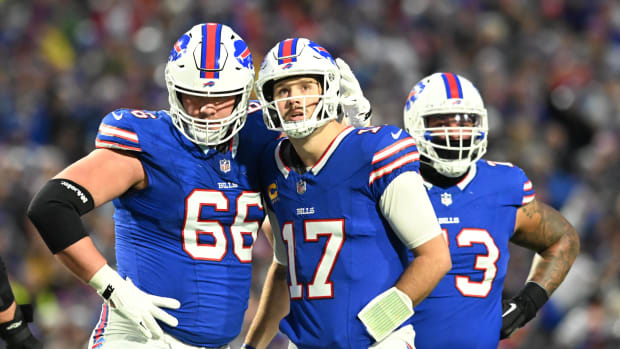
[
  {"x1": 176, "y1": 92, "x2": 185, "y2": 111},
  {"x1": 262, "y1": 80, "x2": 275, "y2": 103}
]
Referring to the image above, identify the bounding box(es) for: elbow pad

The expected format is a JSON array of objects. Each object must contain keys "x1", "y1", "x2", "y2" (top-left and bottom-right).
[{"x1": 27, "y1": 179, "x2": 95, "y2": 254}]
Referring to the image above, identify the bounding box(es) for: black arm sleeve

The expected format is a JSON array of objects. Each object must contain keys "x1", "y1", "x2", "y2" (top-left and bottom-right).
[
  {"x1": 0, "y1": 256, "x2": 15, "y2": 312},
  {"x1": 27, "y1": 179, "x2": 95, "y2": 254}
]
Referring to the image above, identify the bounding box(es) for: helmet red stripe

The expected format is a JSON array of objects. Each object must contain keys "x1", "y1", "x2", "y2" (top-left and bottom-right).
[
  {"x1": 201, "y1": 23, "x2": 221, "y2": 79},
  {"x1": 281, "y1": 39, "x2": 294, "y2": 64},
  {"x1": 441, "y1": 73, "x2": 463, "y2": 99}
]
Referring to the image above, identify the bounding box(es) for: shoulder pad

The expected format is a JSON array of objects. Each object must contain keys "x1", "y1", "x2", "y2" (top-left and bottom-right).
[{"x1": 95, "y1": 109, "x2": 161, "y2": 152}]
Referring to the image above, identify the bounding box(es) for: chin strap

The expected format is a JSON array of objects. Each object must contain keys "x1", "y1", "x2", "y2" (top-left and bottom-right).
[{"x1": 420, "y1": 162, "x2": 469, "y2": 188}]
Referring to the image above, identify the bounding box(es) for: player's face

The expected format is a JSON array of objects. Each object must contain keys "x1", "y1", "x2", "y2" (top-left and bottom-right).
[
  {"x1": 181, "y1": 94, "x2": 237, "y2": 122},
  {"x1": 425, "y1": 113, "x2": 477, "y2": 140},
  {"x1": 273, "y1": 77, "x2": 322, "y2": 122}
]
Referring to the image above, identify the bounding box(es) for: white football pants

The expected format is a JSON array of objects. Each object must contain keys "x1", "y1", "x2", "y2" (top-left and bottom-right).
[
  {"x1": 286, "y1": 324, "x2": 415, "y2": 349},
  {"x1": 87, "y1": 304, "x2": 230, "y2": 349}
]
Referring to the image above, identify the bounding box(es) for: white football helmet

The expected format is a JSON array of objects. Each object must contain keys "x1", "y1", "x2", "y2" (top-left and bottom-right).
[
  {"x1": 255, "y1": 38, "x2": 340, "y2": 138},
  {"x1": 165, "y1": 23, "x2": 254, "y2": 146},
  {"x1": 403, "y1": 72, "x2": 488, "y2": 177}
]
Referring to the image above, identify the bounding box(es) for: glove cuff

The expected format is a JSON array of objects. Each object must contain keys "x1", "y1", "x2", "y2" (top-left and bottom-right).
[
  {"x1": 88, "y1": 264, "x2": 124, "y2": 300},
  {"x1": 519, "y1": 282, "x2": 549, "y2": 319},
  {"x1": 0, "y1": 304, "x2": 35, "y2": 344}
]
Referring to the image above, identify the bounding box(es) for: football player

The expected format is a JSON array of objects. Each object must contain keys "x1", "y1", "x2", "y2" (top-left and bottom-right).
[
  {"x1": 243, "y1": 38, "x2": 451, "y2": 349},
  {"x1": 403, "y1": 72, "x2": 580, "y2": 348},
  {"x1": 27, "y1": 23, "x2": 280, "y2": 348},
  {"x1": 0, "y1": 256, "x2": 42, "y2": 349}
]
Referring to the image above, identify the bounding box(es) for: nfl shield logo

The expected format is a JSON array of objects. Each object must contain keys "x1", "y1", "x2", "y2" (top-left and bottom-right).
[
  {"x1": 441, "y1": 192, "x2": 452, "y2": 206},
  {"x1": 219, "y1": 159, "x2": 231, "y2": 173},
  {"x1": 296, "y1": 180, "x2": 306, "y2": 195}
]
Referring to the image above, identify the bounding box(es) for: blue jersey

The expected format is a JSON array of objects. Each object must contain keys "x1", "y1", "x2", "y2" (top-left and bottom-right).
[
  {"x1": 260, "y1": 125, "x2": 420, "y2": 349},
  {"x1": 412, "y1": 160, "x2": 535, "y2": 349},
  {"x1": 94, "y1": 106, "x2": 279, "y2": 346}
]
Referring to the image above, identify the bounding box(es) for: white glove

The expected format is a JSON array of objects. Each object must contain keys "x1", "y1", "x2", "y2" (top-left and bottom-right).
[
  {"x1": 336, "y1": 58, "x2": 372, "y2": 127},
  {"x1": 358, "y1": 287, "x2": 414, "y2": 342},
  {"x1": 88, "y1": 264, "x2": 180, "y2": 339}
]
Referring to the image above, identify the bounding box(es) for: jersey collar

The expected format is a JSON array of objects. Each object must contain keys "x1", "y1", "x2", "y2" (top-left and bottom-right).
[
  {"x1": 275, "y1": 126, "x2": 355, "y2": 179},
  {"x1": 198, "y1": 133, "x2": 239, "y2": 158},
  {"x1": 423, "y1": 162, "x2": 478, "y2": 191}
]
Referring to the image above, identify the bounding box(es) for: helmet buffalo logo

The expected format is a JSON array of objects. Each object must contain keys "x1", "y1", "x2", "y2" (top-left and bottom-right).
[
  {"x1": 203, "y1": 81, "x2": 215, "y2": 87},
  {"x1": 405, "y1": 81, "x2": 426, "y2": 111},
  {"x1": 282, "y1": 63, "x2": 293, "y2": 70},
  {"x1": 168, "y1": 34, "x2": 191, "y2": 62},
  {"x1": 308, "y1": 41, "x2": 335, "y2": 64},
  {"x1": 233, "y1": 40, "x2": 253, "y2": 69}
]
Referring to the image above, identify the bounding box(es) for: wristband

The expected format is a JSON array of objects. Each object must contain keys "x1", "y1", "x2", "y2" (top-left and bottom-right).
[
  {"x1": 358, "y1": 287, "x2": 414, "y2": 342},
  {"x1": 520, "y1": 281, "x2": 549, "y2": 319}
]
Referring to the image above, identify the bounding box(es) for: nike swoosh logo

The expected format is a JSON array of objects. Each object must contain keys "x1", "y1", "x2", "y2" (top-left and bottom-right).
[
  {"x1": 7, "y1": 320, "x2": 22, "y2": 330},
  {"x1": 391, "y1": 129, "x2": 403, "y2": 139},
  {"x1": 502, "y1": 302, "x2": 518, "y2": 317},
  {"x1": 112, "y1": 111, "x2": 123, "y2": 120}
]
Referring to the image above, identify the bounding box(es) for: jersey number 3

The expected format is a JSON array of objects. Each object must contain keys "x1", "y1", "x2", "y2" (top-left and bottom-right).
[
  {"x1": 182, "y1": 190, "x2": 262, "y2": 263},
  {"x1": 445, "y1": 228, "x2": 500, "y2": 298}
]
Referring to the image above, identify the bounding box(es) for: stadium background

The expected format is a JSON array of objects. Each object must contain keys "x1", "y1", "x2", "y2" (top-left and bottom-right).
[{"x1": 1, "y1": 0, "x2": 619, "y2": 348}]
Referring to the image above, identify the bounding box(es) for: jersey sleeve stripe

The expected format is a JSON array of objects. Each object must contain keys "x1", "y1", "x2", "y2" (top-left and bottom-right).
[
  {"x1": 372, "y1": 138, "x2": 417, "y2": 164},
  {"x1": 522, "y1": 193, "x2": 535, "y2": 205},
  {"x1": 369, "y1": 152, "x2": 420, "y2": 185},
  {"x1": 95, "y1": 139, "x2": 142, "y2": 152},
  {"x1": 98, "y1": 124, "x2": 139, "y2": 143},
  {"x1": 522, "y1": 180, "x2": 535, "y2": 204}
]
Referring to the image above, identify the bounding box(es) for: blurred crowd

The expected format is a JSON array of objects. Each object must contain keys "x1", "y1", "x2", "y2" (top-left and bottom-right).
[{"x1": 1, "y1": 0, "x2": 619, "y2": 348}]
